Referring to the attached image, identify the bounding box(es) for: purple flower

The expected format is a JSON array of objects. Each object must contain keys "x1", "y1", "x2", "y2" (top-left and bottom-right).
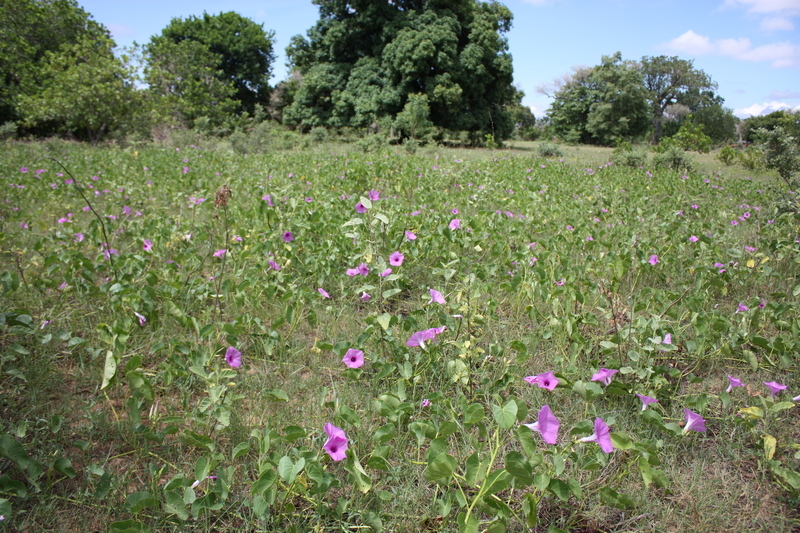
[
  {"x1": 523, "y1": 404, "x2": 560, "y2": 445},
  {"x1": 421, "y1": 398, "x2": 431, "y2": 408},
  {"x1": 357, "y1": 263, "x2": 369, "y2": 275},
  {"x1": 368, "y1": 190, "x2": 380, "y2": 201},
  {"x1": 726, "y1": 375, "x2": 744, "y2": 393},
  {"x1": 737, "y1": 303, "x2": 749, "y2": 312},
  {"x1": 213, "y1": 249, "x2": 227, "y2": 258},
  {"x1": 379, "y1": 268, "x2": 392, "y2": 277},
  {"x1": 142, "y1": 239, "x2": 153, "y2": 251},
  {"x1": 429, "y1": 289, "x2": 446, "y2": 305},
  {"x1": 636, "y1": 394, "x2": 658, "y2": 411},
  {"x1": 648, "y1": 255, "x2": 659, "y2": 265},
  {"x1": 20, "y1": 167, "x2": 28, "y2": 173},
  {"x1": 452, "y1": 208, "x2": 459, "y2": 214},
  {"x1": 406, "y1": 326, "x2": 446, "y2": 347},
  {"x1": 449, "y1": 218, "x2": 461, "y2": 230},
  {"x1": 764, "y1": 381, "x2": 786, "y2": 398},
  {"x1": 683, "y1": 409, "x2": 706, "y2": 433},
  {"x1": 20, "y1": 222, "x2": 28, "y2": 229},
  {"x1": 389, "y1": 251, "x2": 404, "y2": 266},
  {"x1": 343, "y1": 348, "x2": 364, "y2": 369},
  {"x1": 360, "y1": 292, "x2": 371, "y2": 302},
  {"x1": 318, "y1": 288, "x2": 330, "y2": 299},
  {"x1": 225, "y1": 347, "x2": 242, "y2": 368},
  {"x1": 282, "y1": 231, "x2": 294, "y2": 243},
  {"x1": 731, "y1": 220, "x2": 739, "y2": 226},
  {"x1": 591, "y1": 368, "x2": 618, "y2": 386},
  {"x1": 262, "y1": 194, "x2": 274, "y2": 206},
  {"x1": 269, "y1": 259, "x2": 281, "y2": 271},
  {"x1": 524, "y1": 371, "x2": 559, "y2": 391},
  {"x1": 689, "y1": 235, "x2": 699, "y2": 242},
  {"x1": 405, "y1": 230, "x2": 417, "y2": 240},
  {"x1": 323, "y1": 423, "x2": 348, "y2": 461},
  {"x1": 134, "y1": 312, "x2": 147, "y2": 327},
  {"x1": 355, "y1": 202, "x2": 367, "y2": 213},
  {"x1": 662, "y1": 333, "x2": 672, "y2": 345},
  {"x1": 579, "y1": 418, "x2": 613, "y2": 453}
]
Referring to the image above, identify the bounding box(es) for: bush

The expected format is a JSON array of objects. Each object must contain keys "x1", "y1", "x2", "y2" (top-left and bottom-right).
[
  {"x1": 756, "y1": 126, "x2": 800, "y2": 188},
  {"x1": 653, "y1": 145, "x2": 694, "y2": 171},
  {"x1": 738, "y1": 146, "x2": 765, "y2": 171},
  {"x1": 536, "y1": 141, "x2": 564, "y2": 158},
  {"x1": 716, "y1": 145, "x2": 738, "y2": 166},
  {"x1": 611, "y1": 142, "x2": 648, "y2": 168},
  {"x1": 0, "y1": 121, "x2": 17, "y2": 140},
  {"x1": 309, "y1": 126, "x2": 328, "y2": 144},
  {"x1": 356, "y1": 133, "x2": 389, "y2": 153}
]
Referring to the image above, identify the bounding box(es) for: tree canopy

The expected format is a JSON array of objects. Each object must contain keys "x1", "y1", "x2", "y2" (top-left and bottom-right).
[
  {"x1": 0, "y1": 0, "x2": 109, "y2": 127},
  {"x1": 283, "y1": 0, "x2": 517, "y2": 141},
  {"x1": 148, "y1": 12, "x2": 276, "y2": 116}
]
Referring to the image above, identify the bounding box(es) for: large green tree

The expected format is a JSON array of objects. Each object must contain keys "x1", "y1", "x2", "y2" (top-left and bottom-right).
[
  {"x1": 16, "y1": 34, "x2": 138, "y2": 144},
  {"x1": 148, "y1": 12, "x2": 276, "y2": 116},
  {"x1": 640, "y1": 55, "x2": 717, "y2": 143},
  {"x1": 548, "y1": 53, "x2": 650, "y2": 145},
  {"x1": 283, "y1": 0, "x2": 516, "y2": 141},
  {"x1": 0, "y1": 0, "x2": 108, "y2": 127}
]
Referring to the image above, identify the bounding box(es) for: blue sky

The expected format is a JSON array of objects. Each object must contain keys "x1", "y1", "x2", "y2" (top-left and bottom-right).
[{"x1": 80, "y1": 0, "x2": 800, "y2": 119}]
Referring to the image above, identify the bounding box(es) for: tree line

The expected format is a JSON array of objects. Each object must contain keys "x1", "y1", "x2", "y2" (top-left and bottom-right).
[{"x1": 1, "y1": 0, "x2": 794, "y2": 147}]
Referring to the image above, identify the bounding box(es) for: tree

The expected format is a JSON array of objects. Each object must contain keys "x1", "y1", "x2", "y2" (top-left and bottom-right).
[
  {"x1": 283, "y1": 0, "x2": 516, "y2": 141},
  {"x1": 640, "y1": 56, "x2": 717, "y2": 143},
  {"x1": 149, "y1": 12, "x2": 276, "y2": 116},
  {"x1": 547, "y1": 53, "x2": 649, "y2": 145},
  {"x1": 0, "y1": 0, "x2": 109, "y2": 127},
  {"x1": 16, "y1": 34, "x2": 138, "y2": 144},
  {"x1": 691, "y1": 104, "x2": 738, "y2": 144},
  {"x1": 144, "y1": 39, "x2": 237, "y2": 131},
  {"x1": 742, "y1": 110, "x2": 800, "y2": 143}
]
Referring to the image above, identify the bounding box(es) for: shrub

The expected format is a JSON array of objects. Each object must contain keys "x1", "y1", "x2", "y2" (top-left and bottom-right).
[
  {"x1": 716, "y1": 145, "x2": 738, "y2": 166},
  {"x1": 611, "y1": 142, "x2": 648, "y2": 168},
  {"x1": 653, "y1": 145, "x2": 694, "y2": 171},
  {"x1": 0, "y1": 121, "x2": 17, "y2": 140},
  {"x1": 536, "y1": 141, "x2": 564, "y2": 158},
  {"x1": 756, "y1": 126, "x2": 800, "y2": 188},
  {"x1": 738, "y1": 146, "x2": 765, "y2": 171}
]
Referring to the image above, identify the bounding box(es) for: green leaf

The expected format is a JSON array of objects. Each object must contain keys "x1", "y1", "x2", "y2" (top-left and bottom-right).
[
  {"x1": 505, "y1": 451, "x2": 532, "y2": 485},
  {"x1": 109, "y1": 520, "x2": 152, "y2": 533},
  {"x1": 100, "y1": 350, "x2": 118, "y2": 390},
  {"x1": 464, "y1": 403, "x2": 485, "y2": 426},
  {"x1": 163, "y1": 490, "x2": 189, "y2": 520},
  {"x1": 610, "y1": 431, "x2": 634, "y2": 450},
  {"x1": 548, "y1": 479, "x2": 570, "y2": 501},
  {"x1": 179, "y1": 430, "x2": 215, "y2": 452},
  {"x1": 278, "y1": 456, "x2": 305, "y2": 484},
  {"x1": 599, "y1": 487, "x2": 634, "y2": 509},
  {"x1": 126, "y1": 491, "x2": 157, "y2": 513},
  {"x1": 769, "y1": 402, "x2": 795, "y2": 414},
  {"x1": 54, "y1": 457, "x2": 76, "y2": 478},
  {"x1": 251, "y1": 468, "x2": 277, "y2": 496},
  {"x1": 265, "y1": 389, "x2": 289, "y2": 402},
  {"x1": 482, "y1": 469, "x2": 511, "y2": 496},
  {"x1": 522, "y1": 492, "x2": 538, "y2": 527},
  {"x1": 232, "y1": 442, "x2": 250, "y2": 460},
  {"x1": 457, "y1": 512, "x2": 479, "y2": 533},
  {"x1": 491, "y1": 400, "x2": 518, "y2": 429},
  {"x1": 344, "y1": 450, "x2": 372, "y2": 493},
  {"x1": 425, "y1": 453, "x2": 456, "y2": 483}
]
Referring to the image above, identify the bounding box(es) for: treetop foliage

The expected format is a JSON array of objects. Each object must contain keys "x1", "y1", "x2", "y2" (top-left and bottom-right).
[{"x1": 283, "y1": 0, "x2": 517, "y2": 140}]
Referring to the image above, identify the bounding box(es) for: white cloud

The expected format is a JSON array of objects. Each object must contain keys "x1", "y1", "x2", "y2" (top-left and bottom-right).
[
  {"x1": 724, "y1": 0, "x2": 800, "y2": 15},
  {"x1": 734, "y1": 100, "x2": 800, "y2": 117},
  {"x1": 661, "y1": 30, "x2": 800, "y2": 67},
  {"x1": 759, "y1": 16, "x2": 795, "y2": 30},
  {"x1": 767, "y1": 89, "x2": 800, "y2": 98}
]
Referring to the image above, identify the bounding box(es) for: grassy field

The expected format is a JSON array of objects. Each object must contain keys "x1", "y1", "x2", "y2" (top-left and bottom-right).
[{"x1": 1, "y1": 139, "x2": 799, "y2": 532}]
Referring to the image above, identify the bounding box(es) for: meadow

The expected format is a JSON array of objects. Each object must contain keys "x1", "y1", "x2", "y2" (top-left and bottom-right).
[{"x1": 1, "y1": 139, "x2": 799, "y2": 532}]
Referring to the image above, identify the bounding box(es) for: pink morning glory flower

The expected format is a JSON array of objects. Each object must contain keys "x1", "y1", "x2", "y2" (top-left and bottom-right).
[
  {"x1": 360, "y1": 292, "x2": 371, "y2": 302},
  {"x1": 225, "y1": 347, "x2": 242, "y2": 368},
  {"x1": 449, "y1": 218, "x2": 461, "y2": 230},
  {"x1": 323, "y1": 423, "x2": 348, "y2": 461},
  {"x1": 389, "y1": 251, "x2": 404, "y2": 266},
  {"x1": 282, "y1": 231, "x2": 294, "y2": 243},
  {"x1": 421, "y1": 399, "x2": 431, "y2": 408},
  {"x1": 726, "y1": 375, "x2": 744, "y2": 393},
  {"x1": 793, "y1": 394, "x2": 800, "y2": 402},
  {"x1": 683, "y1": 409, "x2": 706, "y2": 433},
  {"x1": 764, "y1": 381, "x2": 786, "y2": 398},
  {"x1": 737, "y1": 303, "x2": 749, "y2": 312},
  {"x1": 524, "y1": 371, "x2": 559, "y2": 391},
  {"x1": 379, "y1": 268, "x2": 392, "y2": 277},
  {"x1": 579, "y1": 418, "x2": 613, "y2": 453},
  {"x1": 142, "y1": 239, "x2": 153, "y2": 251},
  {"x1": 262, "y1": 194, "x2": 273, "y2": 206},
  {"x1": 429, "y1": 289, "x2": 446, "y2": 305},
  {"x1": 689, "y1": 236, "x2": 699, "y2": 242},
  {"x1": 134, "y1": 312, "x2": 146, "y2": 326},
  {"x1": 591, "y1": 368, "x2": 618, "y2": 386},
  {"x1": 406, "y1": 326, "x2": 447, "y2": 347},
  {"x1": 343, "y1": 348, "x2": 364, "y2": 368},
  {"x1": 635, "y1": 394, "x2": 658, "y2": 411},
  {"x1": 269, "y1": 260, "x2": 281, "y2": 271},
  {"x1": 368, "y1": 190, "x2": 380, "y2": 201},
  {"x1": 357, "y1": 263, "x2": 369, "y2": 275},
  {"x1": 523, "y1": 404, "x2": 560, "y2": 445},
  {"x1": 355, "y1": 202, "x2": 367, "y2": 213},
  {"x1": 318, "y1": 288, "x2": 330, "y2": 298},
  {"x1": 213, "y1": 249, "x2": 227, "y2": 258},
  {"x1": 648, "y1": 255, "x2": 659, "y2": 265},
  {"x1": 405, "y1": 230, "x2": 417, "y2": 240},
  {"x1": 662, "y1": 333, "x2": 672, "y2": 345}
]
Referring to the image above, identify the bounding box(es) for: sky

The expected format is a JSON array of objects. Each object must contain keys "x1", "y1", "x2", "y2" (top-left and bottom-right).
[{"x1": 79, "y1": 0, "x2": 800, "y2": 119}]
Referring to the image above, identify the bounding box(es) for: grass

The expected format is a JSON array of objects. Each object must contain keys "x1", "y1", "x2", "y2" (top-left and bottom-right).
[{"x1": 1, "y1": 137, "x2": 799, "y2": 532}]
